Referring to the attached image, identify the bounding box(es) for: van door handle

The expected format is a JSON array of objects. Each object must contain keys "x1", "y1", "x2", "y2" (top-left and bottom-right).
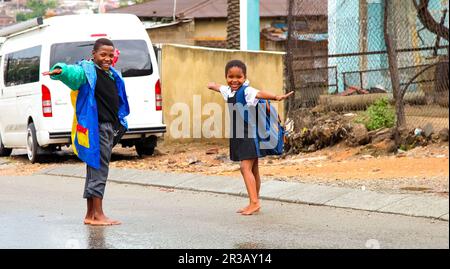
[{"x1": 55, "y1": 99, "x2": 68, "y2": 105}]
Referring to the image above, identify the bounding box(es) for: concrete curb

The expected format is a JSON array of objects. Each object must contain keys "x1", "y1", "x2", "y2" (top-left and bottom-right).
[{"x1": 39, "y1": 164, "x2": 449, "y2": 221}]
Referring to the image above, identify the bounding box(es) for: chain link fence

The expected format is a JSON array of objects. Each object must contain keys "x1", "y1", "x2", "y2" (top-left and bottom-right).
[{"x1": 285, "y1": 0, "x2": 448, "y2": 142}]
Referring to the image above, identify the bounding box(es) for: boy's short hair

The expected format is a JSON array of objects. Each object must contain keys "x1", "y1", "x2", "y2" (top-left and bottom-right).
[
  {"x1": 93, "y1": 38, "x2": 114, "y2": 51},
  {"x1": 225, "y1": 60, "x2": 247, "y2": 77}
]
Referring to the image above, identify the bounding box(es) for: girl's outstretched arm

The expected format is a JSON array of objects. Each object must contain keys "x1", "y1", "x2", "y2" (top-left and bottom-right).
[
  {"x1": 207, "y1": 82, "x2": 221, "y2": 92},
  {"x1": 256, "y1": 90, "x2": 294, "y2": 101}
]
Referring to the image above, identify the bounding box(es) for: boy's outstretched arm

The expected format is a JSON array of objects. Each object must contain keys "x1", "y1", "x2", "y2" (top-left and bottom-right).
[
  {"x1": 207, "y1": 82, "x2": 221, "y2": 92},
  {"x1": 42, "y1": 63, "x2": 86, "y2": 91},
  {"x1": 42, "y1": 69, "x2": 62, "y2": 76},
  {"x1": 256, "y1": 90, "x2": 294, "y2": 101}
]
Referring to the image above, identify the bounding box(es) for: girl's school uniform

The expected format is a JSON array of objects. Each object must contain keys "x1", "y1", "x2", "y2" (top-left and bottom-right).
[{"x1": 219, "y1": 80, "x2": 265, "y2": 161}]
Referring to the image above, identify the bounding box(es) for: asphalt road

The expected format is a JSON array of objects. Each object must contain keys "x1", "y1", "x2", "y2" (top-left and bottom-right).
[{"x1": 0, "y1": 174, "x2": 448, "y2": 249}]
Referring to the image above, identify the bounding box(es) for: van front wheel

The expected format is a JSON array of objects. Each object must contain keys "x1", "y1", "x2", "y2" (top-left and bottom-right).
[
  {"x1": 0, "y1": 132, "x2": 12, "y2": 157},
  {"x1": 26, "y1": 123, "x2": 41, "y2": 163}
]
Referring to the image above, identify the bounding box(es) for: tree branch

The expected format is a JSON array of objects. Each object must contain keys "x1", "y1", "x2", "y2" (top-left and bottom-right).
[{"x1": 413, "y1": 0, "x2": 449, "y2": 41}]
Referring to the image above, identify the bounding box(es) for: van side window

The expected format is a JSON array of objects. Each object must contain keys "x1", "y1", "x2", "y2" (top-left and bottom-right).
[
  {"x1": 4, "y1": 46, "x2": 41, "y2": 86},
  {"x1": 50, "y1": 40, "x2": 152, "y2": 78}
]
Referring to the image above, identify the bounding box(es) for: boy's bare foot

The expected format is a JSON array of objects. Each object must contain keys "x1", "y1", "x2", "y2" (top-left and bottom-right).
[
  {"x1": 89, "y1": 219, "x2": 113, "y2": 226},
  {"x1": 84, "y1": 218, "x2": 93, "y2": 225},
  {"x1": 89, "y1": 215, "x2": 122, "y2": 226},
  {"x1": 240, "y1": 204, "x2": 261, "y2": 216},
  {"x1": 89, "y1": 218, "x2": 121, "y2": 226}
]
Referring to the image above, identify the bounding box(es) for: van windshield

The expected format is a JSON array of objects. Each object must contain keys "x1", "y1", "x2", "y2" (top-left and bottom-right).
[{"x1": 50, "y1": 40, "x2": 153, "y2": 77}]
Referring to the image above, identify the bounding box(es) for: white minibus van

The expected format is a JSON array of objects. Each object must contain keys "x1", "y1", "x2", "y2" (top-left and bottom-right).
[{"x1": 0, "y1": 14, "x2": 166, "y2": 163}]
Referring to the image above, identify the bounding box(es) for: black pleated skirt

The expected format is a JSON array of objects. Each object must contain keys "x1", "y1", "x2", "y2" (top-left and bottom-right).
[{"x1": 227, "y1": 95, "x2": 258, "y2": 161}]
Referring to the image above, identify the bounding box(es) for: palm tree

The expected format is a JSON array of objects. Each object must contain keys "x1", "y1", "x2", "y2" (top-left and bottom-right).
[{"x1": 226, "y1": 0, "x2": 240, "y2": 49}]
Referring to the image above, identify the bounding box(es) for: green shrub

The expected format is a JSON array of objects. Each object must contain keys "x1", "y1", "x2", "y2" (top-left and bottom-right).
[{"x1": 355, "y1": 98, "x2": 396, "y2": 131}]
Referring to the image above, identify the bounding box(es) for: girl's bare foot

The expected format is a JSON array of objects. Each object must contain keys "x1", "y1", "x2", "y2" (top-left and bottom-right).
[
  {"x1": 236, "y1": 205, "x2": 250, "y2": 213},
  {"x1": 241, "y1": 204, "x2": 261, "y2": 216},
  {"x1": 84, "y1": 218, "x2": 93, "y2": 225}
]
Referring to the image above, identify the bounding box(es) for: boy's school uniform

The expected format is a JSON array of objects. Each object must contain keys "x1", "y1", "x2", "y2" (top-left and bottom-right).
[{"x1": 50, "y1": 60, "x2": 130, "y2": 169}]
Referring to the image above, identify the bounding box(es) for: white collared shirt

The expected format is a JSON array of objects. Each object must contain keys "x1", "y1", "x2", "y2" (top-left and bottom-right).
[{"x1": 218, "y1": 80, "x2": 260, "y2": 106}]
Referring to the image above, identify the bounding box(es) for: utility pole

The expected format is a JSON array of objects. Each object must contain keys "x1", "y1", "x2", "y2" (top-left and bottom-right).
[
  {"x1": 240, "y1": 0, "x2": 260, "y2": 51},
  {"x1": 99, "y1": 0, "x2": 105, "y2": 14},
  {"x1": 173, "y1": 0, "x2": 177, "y2": 21}
]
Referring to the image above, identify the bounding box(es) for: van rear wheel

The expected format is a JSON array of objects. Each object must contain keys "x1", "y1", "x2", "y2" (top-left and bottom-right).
[
  {"x1": 0, "y1": 132, "x2": 12, "y2": 157},
  {"x1": 26, "y1": 123, "x2": 41, "y2": 163},
  {"x1": 135, "y1": 136, "x2": 157, "y2": 157},
  {"x1": 135, "y1": 142, "x2": 155, "y2": 157}
]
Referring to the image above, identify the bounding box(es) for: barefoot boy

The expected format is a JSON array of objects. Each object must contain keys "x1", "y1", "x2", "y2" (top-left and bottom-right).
[{"x1": 43, "y1": 38, "x2": 129, "y2": 225}]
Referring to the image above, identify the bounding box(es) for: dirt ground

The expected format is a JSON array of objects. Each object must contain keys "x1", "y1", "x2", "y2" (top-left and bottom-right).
[{"x1": 0, "y1": 139, "x2": 448, "y2": 197}]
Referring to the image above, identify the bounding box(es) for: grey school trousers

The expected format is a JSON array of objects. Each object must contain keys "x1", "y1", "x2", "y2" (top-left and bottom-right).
[{"x1": 83, "y1": 122, "x2": 114, "y2": 199}]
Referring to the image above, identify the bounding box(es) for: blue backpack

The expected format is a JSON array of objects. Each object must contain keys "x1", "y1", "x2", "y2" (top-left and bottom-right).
[{"x1": 235, "y1": 85, "x2": 285, "y2": 157}]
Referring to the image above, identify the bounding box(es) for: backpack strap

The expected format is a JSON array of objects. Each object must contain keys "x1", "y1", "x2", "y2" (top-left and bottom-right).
[
  {"x1": 234, "y1": 84, "x2": 252, "y2": 124},
  {"x1": 235, "y1": 84, "x2": 247, "y2": 107},
  {"x1": 233, "y1": 85, "x2": 261, "y2": 155}
]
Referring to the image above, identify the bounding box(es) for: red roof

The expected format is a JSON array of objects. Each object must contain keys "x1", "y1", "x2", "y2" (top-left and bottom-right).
[
  {"x1": 108, "y1": 0, "x2": 327, "y2": 19},
  {"x1": 0, "y1": 14, "x2": 14, "y2": 19}
]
